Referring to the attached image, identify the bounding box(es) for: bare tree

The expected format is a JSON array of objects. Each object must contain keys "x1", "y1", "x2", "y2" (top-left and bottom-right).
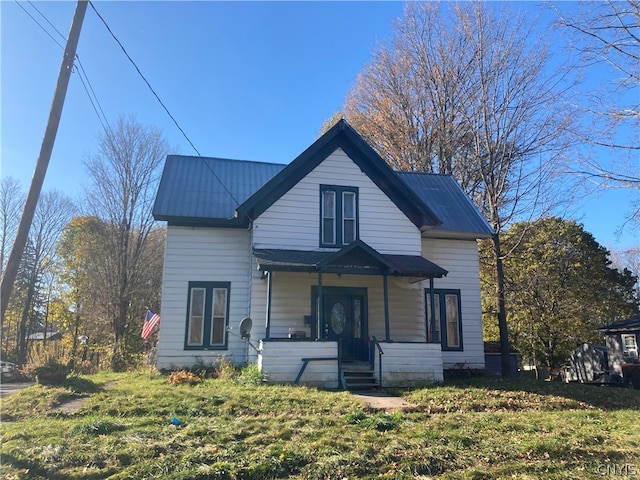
[
  {"x1": 0, "y1": 177, "x2": 24, "y2": 275},
  {"x1": 83, "y1": 115, "x2": 168, "y2": 368},
  {"x1": 340, "y1": 1, "x2": 578, "y2": 375},
  {"x1": 15, "y1": 190, "x2": 75, "y2": 362},
  {"x1": 553, "y1": 0, "x2": 640, "y2": 226}
]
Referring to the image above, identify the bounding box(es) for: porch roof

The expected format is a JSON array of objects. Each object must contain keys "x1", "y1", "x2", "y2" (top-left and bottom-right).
[
  {"x1": 596, "y1": 315, "x2": 640, "y2": 334},
  {"x1": 254, "y1": 241, "x2": 447, "y2": 278}
]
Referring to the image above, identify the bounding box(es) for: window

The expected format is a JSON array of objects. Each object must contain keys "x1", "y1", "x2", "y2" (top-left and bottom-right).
[
  {"x1": 185, "y1": 282, "x2": 230, "y2": 349},
  {"x1": 425, "y1": 289, "x2": 463, "y2": 351},
  {"x1": 622, "y1": 334, "x2": 638, "y2": 361},
  {"x1": 320, "y1": 185, "x2": 358, "y2": 247}
]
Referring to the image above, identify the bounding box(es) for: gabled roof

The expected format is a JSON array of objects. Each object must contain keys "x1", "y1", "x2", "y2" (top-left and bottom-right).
[
  {"x1": 236, "y1": 120, "x2": 442, "y2": 230},
  {"x1": 597, "y1": 315, "x2": 640, "y2": 334},
  {"x1": 254, "y1": 239, "x2": 448, "y2": 278},
  {"x1": 153, "y1": 156, "x2": 285, "y2": 226},
  {"x1": 152, "y1": 120, "x2": 494, "y2": 238},
  {"x1": 397, "y1": 173, "x2": 494, "y2": 238}
]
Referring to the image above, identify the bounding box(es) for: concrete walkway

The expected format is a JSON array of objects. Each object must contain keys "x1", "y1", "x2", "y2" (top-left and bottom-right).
[{"x1": 351, "y1": 390, "x2": 418, "y2": 411}]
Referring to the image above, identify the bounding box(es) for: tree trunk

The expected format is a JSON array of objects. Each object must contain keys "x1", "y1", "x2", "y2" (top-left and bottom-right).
[{"x1": 492, "y1": 233, "x2": 512, "y2": 377}]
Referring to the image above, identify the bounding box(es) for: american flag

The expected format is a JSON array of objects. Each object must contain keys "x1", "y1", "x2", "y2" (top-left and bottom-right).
[{"x1": 141, "y1": 309, "x2": 161, "y2": 340}]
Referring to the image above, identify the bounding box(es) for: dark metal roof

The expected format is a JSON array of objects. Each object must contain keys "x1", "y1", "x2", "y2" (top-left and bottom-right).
[
  {"x1": 153, "y1": 122, "x2": 493, "y2": 239},
  {"x1": 152, "y1": 155, "x2": 285, "y2": 225},
  {"x1": 597, "y1": 315, "x2": 640, "y2": 333},
  {"x1": 237, "y1": 120, "x2": 442, "y2": 230},
  {"x1": 397, "y1": 173, "x2": 494, "y2": 237},
  {"x1": 254, "y1": 240, "x2": 447, "y2": 278}
]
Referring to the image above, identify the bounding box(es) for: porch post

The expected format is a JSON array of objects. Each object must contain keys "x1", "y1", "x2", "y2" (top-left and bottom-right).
[
  {"x1": 317, "y1": 270, "x2": 323, "y2": 340},
  {"x1": 265, "y1": 271, "x2": 272, "y2": 339},
  {"x1": 383, "y1": 273, "x2": 390, "y2": 342},
  {"x1": 429, "y1": 277, "x2": 437, "y2": 343}
]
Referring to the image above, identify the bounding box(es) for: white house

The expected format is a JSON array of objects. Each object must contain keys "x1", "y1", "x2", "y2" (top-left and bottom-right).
[{"x1": 152, "y1": 120, "x2": 493, "y2": 388}]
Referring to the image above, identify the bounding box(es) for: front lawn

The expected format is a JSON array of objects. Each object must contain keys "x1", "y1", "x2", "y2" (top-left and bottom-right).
[{"x1": 1, "y1": 372, "x2": 638, "y2": 479}]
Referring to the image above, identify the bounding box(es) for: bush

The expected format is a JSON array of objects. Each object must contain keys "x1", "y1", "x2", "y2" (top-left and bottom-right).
[
  {"x1": 23, "y1": 355, "x2": 70, "y2": 386},
  {"x1": 167, "y1": 370, "x2": 203, "y2": 386},
  {"x1": 235, "y1": 363, "x2": 266, "y2": 385}
]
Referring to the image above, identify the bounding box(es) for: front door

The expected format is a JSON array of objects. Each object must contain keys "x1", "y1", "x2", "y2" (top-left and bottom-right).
[{"x1": 322, "y1": 292, "x2": 367, "y2": 362}]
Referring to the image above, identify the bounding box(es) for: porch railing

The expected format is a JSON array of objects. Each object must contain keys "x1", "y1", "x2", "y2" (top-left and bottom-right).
[{"x1": 370, "y1": 336, "x2": 384, "y2": 388}]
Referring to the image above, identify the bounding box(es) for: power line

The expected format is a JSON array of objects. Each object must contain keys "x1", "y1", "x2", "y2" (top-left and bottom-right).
[
  {"x1": 27, "y1": 0, "x2": 66, "y2": 42},
  {"x1": 88, "y1": 2, "x2": 201, "y2": 156},
  {"x1": 75, "y1": 63, "x2": 109, "y2": 133},
  {"x1": 15, "y1": 0, "x2": 111, "y2": 135},
  {"x1": 75, "y1": 56, "x2": 111, "y2": 133},
  {"x1": 88, "y1": 1, "x2": 243, "y2": 208},
  {"x1": 14, "y1": 0, "x2": 65, "y2": 50}
]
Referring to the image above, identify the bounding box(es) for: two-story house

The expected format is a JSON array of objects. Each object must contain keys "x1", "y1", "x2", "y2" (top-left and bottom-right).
[{"x1": 152, "y1": 120, "x2": 493, "y2": 388}]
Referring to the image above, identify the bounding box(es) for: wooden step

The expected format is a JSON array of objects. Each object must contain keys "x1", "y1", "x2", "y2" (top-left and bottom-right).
[{"x1": 342, "y1": 363, "x2": 378, "y2": 390}]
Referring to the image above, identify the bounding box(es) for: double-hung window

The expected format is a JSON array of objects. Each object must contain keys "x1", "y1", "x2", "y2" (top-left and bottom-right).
[
  {"x1": 425, "y1": 289, "x2": 463, "y2": 351},
  {"x1": 622, "y1": 334, "x2": 638, "y2": 361},
  {"x1": 185, "y1": 281, "x2": 230, "y2": 349},
  {"x1": 320, "y1": 185, "x2": 358, "y2": 247}
]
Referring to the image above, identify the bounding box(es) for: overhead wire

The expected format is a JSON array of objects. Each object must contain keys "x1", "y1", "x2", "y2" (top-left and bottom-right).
[
  {"x1": 17, "y1": 0, "x2": 244, "y2": 210},
  {"x1": 14, "y1": 0, "x2": 65, "y2": 50},
  {"x1": 88, "y1": 0, "x2": 243, "y2": 209},
  {"x1": 16, "y1": 0, "x2": 111, "y2": 134}
]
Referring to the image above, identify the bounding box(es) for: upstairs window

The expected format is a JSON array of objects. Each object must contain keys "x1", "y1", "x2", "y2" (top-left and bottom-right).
[{"x1": 320, "y1": 185, "x2": 358, "y2": 247}]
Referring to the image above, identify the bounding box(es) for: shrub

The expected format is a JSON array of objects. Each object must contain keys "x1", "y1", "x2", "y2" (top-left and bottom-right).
[
  {"x1": 235, "y1": 363, "x2": 266, "y2": 385},
  {"x1": 22, "y1": 355, "x2": 70, "y2": 386},
  {"x1": 213, "y1": 357, "x2": 237, "y2": 380},
  {"x1": 167, "y1": 369, "x2": 202, "y2": 386}
]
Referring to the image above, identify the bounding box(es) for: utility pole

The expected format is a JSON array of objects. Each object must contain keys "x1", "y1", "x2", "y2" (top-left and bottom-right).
[{"x1": 0, "y1": 0, "x2": 88, "y2": 324}]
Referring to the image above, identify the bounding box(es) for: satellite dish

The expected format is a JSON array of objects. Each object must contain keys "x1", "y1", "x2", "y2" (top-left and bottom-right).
[{"x1": 239, "y1": 317, "x2": 252, "y2": 340}]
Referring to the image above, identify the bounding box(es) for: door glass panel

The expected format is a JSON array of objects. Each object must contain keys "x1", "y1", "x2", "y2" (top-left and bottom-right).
[
  {"x1": 330, "y1": 302, "x2": 346, "y2": 335},
  {"x1": 353, "y1": 298, "x2": 361, "y2": 339}
]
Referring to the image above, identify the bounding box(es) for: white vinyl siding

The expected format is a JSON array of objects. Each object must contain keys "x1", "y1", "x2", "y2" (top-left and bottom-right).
[
  {"x1": 253, "y1": 148, "x2": 421, "y2": 255},
  {"x1": 422, "y1": 238, "x2": 485, "y2": 369},
  {"x1": 258, "y1": 340, "x2": 339, "y2": 388},
  {"x1": 157, "y1": 227, "x2": 251, "y2": 369},
  {"x1": 372, "y1": 342, "x2": 443, "y2": 386},
  {"x1": 250, "y1": 271, "x2": 425, "y2": 342}
]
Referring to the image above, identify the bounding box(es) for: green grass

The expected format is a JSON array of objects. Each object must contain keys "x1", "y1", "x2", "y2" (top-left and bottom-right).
[{"x1": 1, "y1": 372, "x2": 639, "y2": 479}]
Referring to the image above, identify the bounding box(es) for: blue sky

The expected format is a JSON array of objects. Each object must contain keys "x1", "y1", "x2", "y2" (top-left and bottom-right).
[{"x1": 1, "y1": 1, "x2": 637, "y2": 251}]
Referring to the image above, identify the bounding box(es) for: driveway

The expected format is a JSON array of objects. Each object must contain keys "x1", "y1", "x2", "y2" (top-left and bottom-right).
[{"x1": 0, "y1": 381, "x2": 33, "y2": 398}]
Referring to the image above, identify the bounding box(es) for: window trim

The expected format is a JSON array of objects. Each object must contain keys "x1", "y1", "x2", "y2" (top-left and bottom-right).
[
  {"x1": 621, "y1": 333, "x2": 638, "y2": 360},
  {"x1": 184, "y1": 281, "x2": 230, "y2": 350},
  {"x1": 320, "y1": 185, "x2": 359, "y2": 247},
  {"x1": 425, "y1": 288, "x2": 463, "y2": 351}
]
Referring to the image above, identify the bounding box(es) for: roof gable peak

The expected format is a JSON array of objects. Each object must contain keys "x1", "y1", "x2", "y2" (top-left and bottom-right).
[{"x1": 237, "y1": 119, "x2": 441, "y2": 229}]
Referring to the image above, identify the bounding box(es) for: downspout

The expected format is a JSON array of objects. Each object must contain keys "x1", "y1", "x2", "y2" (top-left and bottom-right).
[
  {"x1": 317, "y1": 270, "x2": 323, "y2": 340},
  {"x1": 265, "y1": 271, "x2": 272, "y2": 340}
]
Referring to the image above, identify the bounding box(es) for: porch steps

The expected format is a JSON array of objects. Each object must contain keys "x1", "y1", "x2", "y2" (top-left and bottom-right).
[{"x1": 342, "y1": 362, "x2": 378, "y2": 390}]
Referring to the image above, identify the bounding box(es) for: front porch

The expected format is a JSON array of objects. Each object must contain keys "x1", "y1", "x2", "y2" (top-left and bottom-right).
[
  {"x1": 258, "y1": 338, "x2": 443, "y2": 389},
  {"x1": 252, "y1": 240, "x2": 448, "y2": 388}
]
